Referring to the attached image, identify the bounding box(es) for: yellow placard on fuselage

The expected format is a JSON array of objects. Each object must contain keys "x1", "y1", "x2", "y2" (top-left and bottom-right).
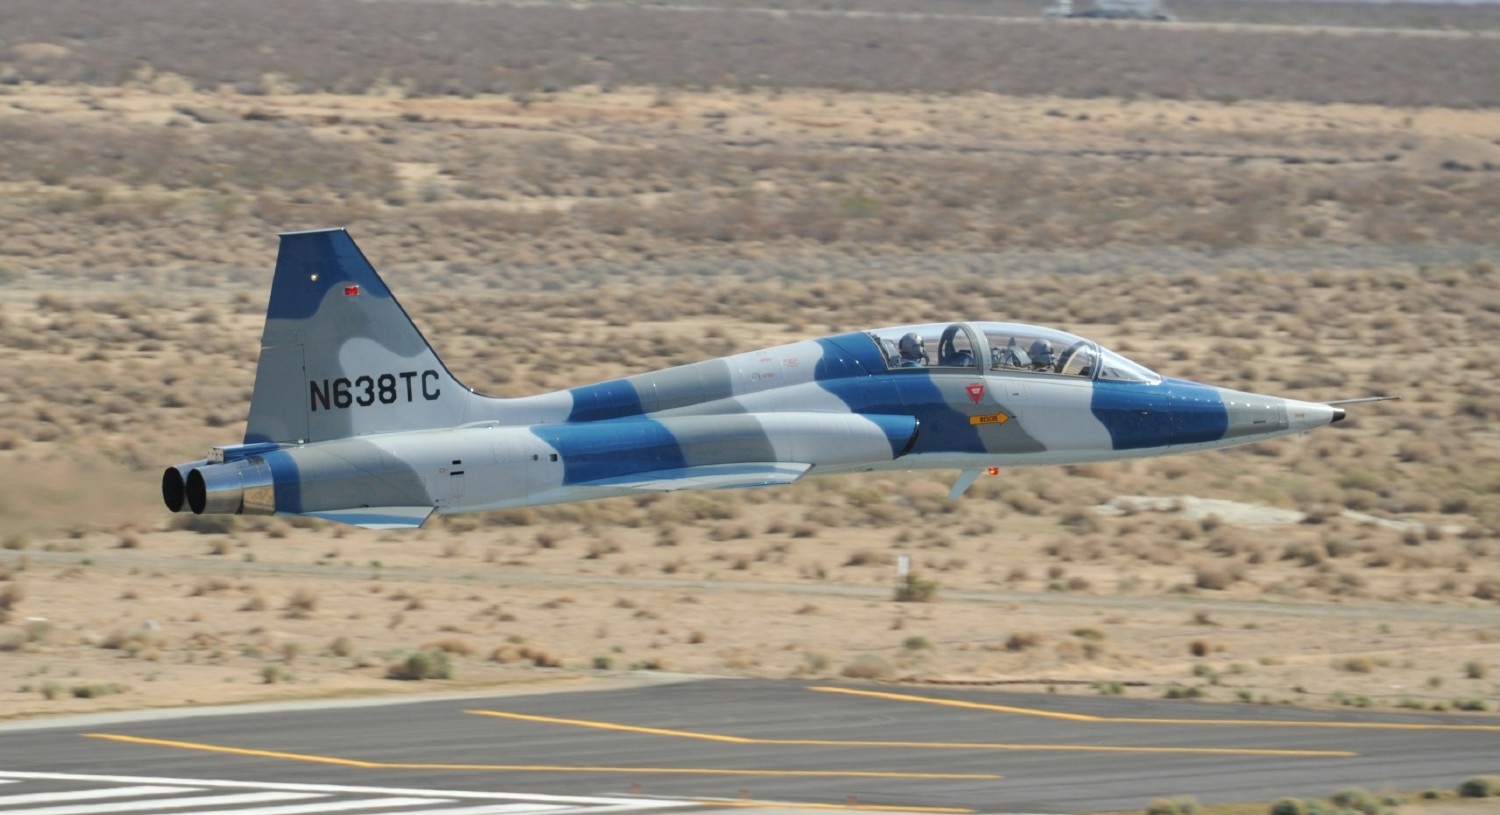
[{"x1": 970, "y1": 413, "x2": 1010, "y2": 426}]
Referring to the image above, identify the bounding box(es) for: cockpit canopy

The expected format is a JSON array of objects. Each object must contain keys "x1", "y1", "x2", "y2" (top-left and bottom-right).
[{"x1": 867, "y1": 322, "x2": 1159, "y2": 383}]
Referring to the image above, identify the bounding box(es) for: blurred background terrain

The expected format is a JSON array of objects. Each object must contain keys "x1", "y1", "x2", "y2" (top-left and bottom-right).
[{"x1": 0, "y1": 0, "x2": 1497, "y2": 723}]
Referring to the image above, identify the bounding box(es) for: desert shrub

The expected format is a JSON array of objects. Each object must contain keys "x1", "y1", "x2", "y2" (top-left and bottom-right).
[
  {"x1": 584, "y1": 539, "x2": 622, "y2": 559},
  {"x1": 903, "y1": 636, "x2": 932, "y2": 651},
  {"x1": 328, "y1": 636, "x2": 355, "y2": 658},
  {"x1": 1145, "y1": 797, "x2": 1200, "y2": 815},
  {"x1": 1162, "y1": 684, "x2": 1206, "y2": 700},
  {"x1": 1335, "y1": 656, "x2": 1375, "y2": 673},
  {"x1": 1193, "y1": 565, "x2": 1237, "y2": 590},
  {"x1": 283, "y1": 588, "x2": 317, "y2": 618},
  {"x1": 490, "y1": 644, "x2": 560, "y2": 668},
  {"x1": 1269, "y1": 799, "x2": 1307, "y2": 815},
  {"x1": 1006, "y1": 632, "x2": 1043, "y2": 652},
  {"x1": 840, "y1": 655, "x2": 893, "y2": 680},
  {"x1": 1459, "y1": 776, "x2": 1500, "y2": 798},
  {"x1": 1329, "y1": 788, "x2": 1378, "y2": 815},
  {"x1": 1189, "y1": 639, "x2": 1212, "y2": 657},
  {"x1": 1058, "y1": 508, "x2": 1101, "y2": 533},
  {"x1": 1281, "y1": 542, "x2": 1324, "y2": 567},
  {"x1": 1474, "y1": 580, "x2": 1500, "y2": 602},
  {"x1": 592, "y1": 656, "x2": 613, "y2": 670},
  {"x1": 845, "y1": 548, "x2": 893, "y2": 567},
  {"x1": 71, "y1": 683, "x2": 127, "y2": 698},
  {"x1": 0, "y1": 583, "x2": 22, "y2": 622},
  {"x1": 1465, "y1": 661, "x2": 1489, "y2": 679},
  {"x1": 175, "y1": 514, "x2": 238, "y2": 534},
  {"x1": 388, "y1": 649, "x2": 453, "y2": 680},
  {"x1": 423, "y1": 637, "x2": 475, "y2": 656},
  {"x1": 189, "y1": 577, "x2": 232, "y2": 596},
  {"x1": 894, "y1": 573, "x2": 938, "y2": 603},
  {"x1": 100, "y1": 627, "x2": 159, "y2": 655}
]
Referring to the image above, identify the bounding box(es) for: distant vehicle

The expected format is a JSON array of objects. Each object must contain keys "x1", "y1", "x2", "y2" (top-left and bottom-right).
[
  {"x1": 162, "y1": 229, "x2": 1386, "y2": 529},
  {"x1": 1045, "y1": 0, "x2": 1176, "y2": 21}
]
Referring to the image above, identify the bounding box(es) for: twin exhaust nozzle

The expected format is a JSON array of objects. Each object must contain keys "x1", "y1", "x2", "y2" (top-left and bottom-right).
[{"x1": 162, "y1": 459, "x2": 277, "y2": 516}]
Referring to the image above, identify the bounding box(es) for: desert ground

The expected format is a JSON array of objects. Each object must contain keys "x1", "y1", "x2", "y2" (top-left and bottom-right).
[{"x1": 0, "y1": 0, "x2": 1498, "y2": 806}]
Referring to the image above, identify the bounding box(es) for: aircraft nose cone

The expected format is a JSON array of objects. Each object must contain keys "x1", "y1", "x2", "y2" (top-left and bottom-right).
[{"x1": 1285, "y1": 400, "x2": 1340, "y2": 432}]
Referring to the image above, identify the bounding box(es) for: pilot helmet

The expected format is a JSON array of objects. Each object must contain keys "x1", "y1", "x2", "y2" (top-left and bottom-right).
[
  {"x1": 899, "y1": 332, "x2": 926, "y2": 358},
  {"x1": 1028, "y1": 338, "x2": 1055, "y2": 364}
]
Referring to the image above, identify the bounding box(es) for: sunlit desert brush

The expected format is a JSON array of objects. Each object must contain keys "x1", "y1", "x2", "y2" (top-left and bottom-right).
[{"x1": 1, "y1": 0, "x2": 1498, "y2": 720}]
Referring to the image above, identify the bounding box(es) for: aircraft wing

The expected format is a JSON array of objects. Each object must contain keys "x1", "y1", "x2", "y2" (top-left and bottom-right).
[
  {"x1": 301, "y1": 506, "x2": 435, "y2": 529},
  {"x1": 578, "y1": 462, "x2": 812, "y2": 492}
]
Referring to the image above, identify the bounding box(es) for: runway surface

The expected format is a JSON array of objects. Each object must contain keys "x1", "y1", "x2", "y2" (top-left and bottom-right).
[{"x1": 2, "y1": 677, "x2": 1498, "y2": 814}]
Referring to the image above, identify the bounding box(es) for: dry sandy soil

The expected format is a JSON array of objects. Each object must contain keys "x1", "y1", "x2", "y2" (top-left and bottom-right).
[{"x1": 0, "y1": 80, "x2": 1497, "y2": 809}]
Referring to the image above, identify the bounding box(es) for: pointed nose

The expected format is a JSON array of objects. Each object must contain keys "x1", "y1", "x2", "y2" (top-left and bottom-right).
[{"x1": 1286, "y1": 400, "x2": 1341, "y2": 432}]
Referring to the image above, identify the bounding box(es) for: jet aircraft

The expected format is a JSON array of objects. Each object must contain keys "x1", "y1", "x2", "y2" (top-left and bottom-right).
[{"x1": 162, "y1": 229, "x2": 1383, "y2": 529}]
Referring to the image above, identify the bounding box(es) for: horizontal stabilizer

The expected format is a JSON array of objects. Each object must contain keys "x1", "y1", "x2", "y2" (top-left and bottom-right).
[
  {"x1": 300, "y1": 506, "x2": 435, "y2": 529},
  {"x1": 580, "y1": 462, "x2": 812, "y2": 492}
]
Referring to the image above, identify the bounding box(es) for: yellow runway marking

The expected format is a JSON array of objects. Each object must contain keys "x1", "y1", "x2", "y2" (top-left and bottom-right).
[
  {"x1": 810, "y1": 687, "x2": 1100, "y2": 722},
  {"x1": 465, "y1": 709, "x2": 1354, "y2": 757},
  {"x1": 82, "y1": 734, "x2": 998, "y2": 780},
  {"x1": 695, "y1": 800, "x2": 973, "y2": 813},
  {"x1": 809, "y1": 687, "x2": 1500, "y2": 732},
  {"x1": 468, "y1": 710, "x2": 756, "y2": 744}
]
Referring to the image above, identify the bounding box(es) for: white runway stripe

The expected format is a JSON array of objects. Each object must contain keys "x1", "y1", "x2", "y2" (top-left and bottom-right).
[
  {"x1": 396, "y1": 805, "x2": 572, "y2": 815},
  {"x1": 2, "y1": 791, "x2": 321, "y2": 815},
  {"x1": 185, "y1": 797, "x2": 451, "y2": 815},
  {"x1": 0, "y1": 772, "x2": 686, "y2": 808},
  {"x1": 0, "y1": 786, "x2": 198, "y2": 806}
]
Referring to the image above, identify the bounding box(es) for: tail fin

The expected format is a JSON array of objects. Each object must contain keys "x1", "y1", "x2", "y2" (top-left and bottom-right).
[{"x1": 244, "y1": 228, "x2": 476, "y2": 445}]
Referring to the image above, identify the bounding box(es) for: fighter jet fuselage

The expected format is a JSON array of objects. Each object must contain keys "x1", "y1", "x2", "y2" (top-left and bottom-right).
[{"x1": 162, "y1": 229, "x2": 1354, "y2": 529}]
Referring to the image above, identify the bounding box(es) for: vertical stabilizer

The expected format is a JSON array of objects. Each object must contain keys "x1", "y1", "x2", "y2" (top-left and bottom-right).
[{"x1": 244, "y1": 229, "x2": 474, "y2": 444}]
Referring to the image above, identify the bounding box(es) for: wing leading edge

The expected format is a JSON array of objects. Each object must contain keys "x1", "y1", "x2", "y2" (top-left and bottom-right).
[{"x1": 578, "y1": 462, "x2": 813, "y2": 492}]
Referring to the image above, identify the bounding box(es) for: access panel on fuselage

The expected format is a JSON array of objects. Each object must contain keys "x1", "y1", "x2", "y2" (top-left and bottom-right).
[
  {"x1": 1089, "y1": 380, "x2": 1180, "y2": 451},
  {"x1": 488, "y1": 429, "x2": 558, "y2": 503}
]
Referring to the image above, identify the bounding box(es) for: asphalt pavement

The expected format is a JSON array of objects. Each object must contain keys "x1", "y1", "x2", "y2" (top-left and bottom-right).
[{"x1": 1, "y1": 677, "x2": 1498, "y2": 814}]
